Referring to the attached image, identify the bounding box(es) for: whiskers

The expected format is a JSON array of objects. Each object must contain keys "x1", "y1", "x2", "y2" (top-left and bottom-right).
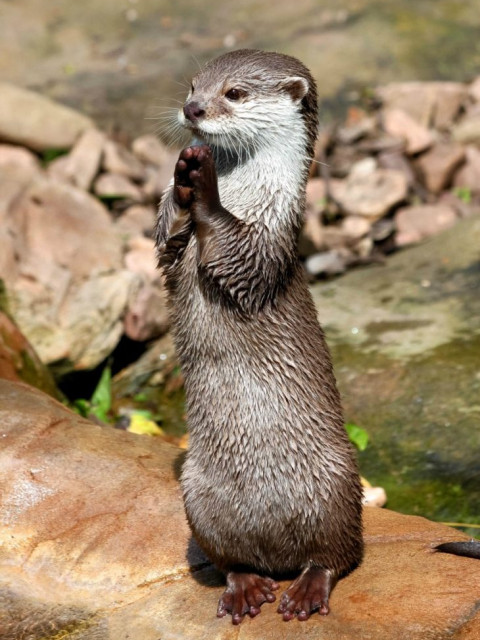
[
  {"x1": 209, "y1": 128, "x2": 260, "y2": 169},
  {"x1": 145, "y1": 102, "x2": 190, "y2": 148}
]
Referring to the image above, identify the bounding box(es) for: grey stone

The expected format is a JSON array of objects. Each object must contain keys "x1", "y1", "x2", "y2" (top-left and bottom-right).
[
  {"x1": 4, "y1": 177, "x2": 135, "y2": 369},
  {"x1": 0, "y1": 143, "x2": 40, "y2": 170},
  {"x1": 453, "y1": 145, "x2": 480, "y2": 194},
  {"x1": 115, "y1": 205, "x2": 156, "y2": 238},
  {"x1": 341, "y1": 216, "x2": 372, "y2": 239},
  {"x1": 377, "y1": 150, "x2": 416, "y2": 187},
  {"x1": 468, "y1": 75, "x2": 480, "y2": 102},
  {"x1": 305, "y1": 249, "x2": 348, "y2": 276},
  {"x1": 336, "y1": 115, "x2": 376, "y2": 145},
  {"x1": 0, "y1": 165, "x2": 40, "y2": 283},
  {"x1": 311, "y1": 215, "x2": 480, "y2": 530},
  {"x1": 306, "y1": 177, "x2": 327, "y2": 214},
  {"x1": 124, "y1": 236, "x2": 158, "y2": 281},
  {"x1": 124, "y1": 281, "x2": 170, "y2": 342},
  {"x1": 312, "y1": 216, "x2": 480, "y2": 358},
  {"x1": 142, "y1": 165, "x2": 170, "y2": 201}
]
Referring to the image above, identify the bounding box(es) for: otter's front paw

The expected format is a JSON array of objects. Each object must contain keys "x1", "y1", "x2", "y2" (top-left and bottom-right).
[
  {"x1": 173, "y1": 147, "x2": 196, "y2": 208},
  {"x1": 187, "y1": 145, "x2": 222, "y2": 212}
]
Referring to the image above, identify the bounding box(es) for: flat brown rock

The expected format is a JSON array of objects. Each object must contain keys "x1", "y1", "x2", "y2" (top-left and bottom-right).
[
  {"x1": 377, "y1": 82, "x2": 467, "y2": 129},
  {"x1": 3, "y1": 177, "x2": 136, "y2": 368},
  {"x1": 48, "y1": 128, "x2": 106, "y2": 191},
  {"x1": 336, "y1": 162, "x2": 408, "y2": 220},
  {"x1": 0, "y1": 380, "x2": 478, "y2": 639},
  {"x1": 0, "y1": 82, "x2": 93, "y2": 152},
  {"x1": 453, "y1": 145, "x2": 480, "y2": 194},
  {"x1": 383, "y1": 108, "x2": 433, "y2": 155},
  {"x1": 395, "y1": 204, "x2": 458, "y2": 246},
  {"x1": 415, "y1": 143, "x2": 465, "y2": 194}
]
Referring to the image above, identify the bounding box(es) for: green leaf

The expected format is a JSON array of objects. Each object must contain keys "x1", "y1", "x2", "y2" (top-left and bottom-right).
[
  {"x1": 72, "y1": 398, "x2": 90, "y2": 417},
  {"x1": 345, "y1": 423, "x2": 369, "y2": 451},
  {"x1": 40, "y1": 148, "x2": 69, "y2": 166},
  {"x1": 453, "y1": 186, "x2": 472, "y2": 204},
  {"x1": 90, "y1": 366, "x2": 112, "y2": 418}
]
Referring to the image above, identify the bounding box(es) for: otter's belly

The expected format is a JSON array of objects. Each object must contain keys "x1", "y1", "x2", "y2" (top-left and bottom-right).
[{"x1": 171, "y1": 244, "x2": 361, "y2": 572}]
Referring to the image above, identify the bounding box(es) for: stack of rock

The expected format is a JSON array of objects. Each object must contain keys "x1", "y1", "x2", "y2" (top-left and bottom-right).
[
  {"x1": 0, "y1": 82, "x2": 177, "y2": 373},
  {"x1": 303, "y1": 78, "x2": 480, "y2": 276},
  {"x1": 1, "y1": 78, "x2": 479, "y2": 373}
]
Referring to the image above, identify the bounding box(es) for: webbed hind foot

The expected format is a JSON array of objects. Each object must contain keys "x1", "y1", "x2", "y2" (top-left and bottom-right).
[
  {"x1": 217, "y1": 572, "x2": 279, "y2": 625},
  {"x1": 277, "y1": 566, "x2": 336, "y2": 621}
]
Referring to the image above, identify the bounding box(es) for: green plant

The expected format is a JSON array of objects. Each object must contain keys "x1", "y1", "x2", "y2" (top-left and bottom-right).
[
  {"x1": 40, "y1": 148, "x2": 69, "y2": 166},
  {"x1": 73, "y1": 365, "x2": 112, "y2": 422},
  {"x1": 453, "y1": 186, "x2": 472, "y2": 205},
  {"x1": 345, "y1": 423, "x2": 369, "y2": 451}
]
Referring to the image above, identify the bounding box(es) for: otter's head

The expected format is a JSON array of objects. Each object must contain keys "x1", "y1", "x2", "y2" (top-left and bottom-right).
[{"x1": 178, "y1": 49, "x2": 318, "y2": 160}]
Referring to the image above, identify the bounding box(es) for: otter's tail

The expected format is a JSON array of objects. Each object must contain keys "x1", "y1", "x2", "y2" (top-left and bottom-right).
[{"x1": 435, "y1": 540, "x2": 480, "y2": 560}]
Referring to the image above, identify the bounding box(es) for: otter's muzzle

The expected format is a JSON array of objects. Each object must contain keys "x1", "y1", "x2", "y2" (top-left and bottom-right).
[{"x1": 183, "y1": 101, "x2": 205, "y2": 123}]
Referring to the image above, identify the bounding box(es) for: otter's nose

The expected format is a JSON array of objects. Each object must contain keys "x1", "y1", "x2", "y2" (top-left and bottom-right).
[{"x1": 183, "y1": 101, "x2": 205, "y2": 123}]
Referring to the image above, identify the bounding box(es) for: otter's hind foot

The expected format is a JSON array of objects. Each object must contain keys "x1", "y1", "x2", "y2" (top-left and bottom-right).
[
  {"x1": 217, "y1": 572, "x2": 279, "y2": 625},
  {"x1": 278, "y1": 567, "x2": 336, "y2": 621}
]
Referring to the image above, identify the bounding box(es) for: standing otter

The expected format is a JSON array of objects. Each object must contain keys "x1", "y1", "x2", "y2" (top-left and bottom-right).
[{"x1": 155, "y1": 49, "x2": 363, "y2": 624}]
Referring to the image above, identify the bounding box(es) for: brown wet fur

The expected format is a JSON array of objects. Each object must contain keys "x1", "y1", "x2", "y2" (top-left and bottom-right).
[{"x1": 156, "y1": 50, "x2": 364, "y2": 624}]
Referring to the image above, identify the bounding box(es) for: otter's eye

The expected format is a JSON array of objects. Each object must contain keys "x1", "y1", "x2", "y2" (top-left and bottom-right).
[
  {"x1": 225, "y1": 88, "x2": 243, "y2": 101},
  {"x1": 190, "y1": 84, "x2": 195, "y2": 94}
]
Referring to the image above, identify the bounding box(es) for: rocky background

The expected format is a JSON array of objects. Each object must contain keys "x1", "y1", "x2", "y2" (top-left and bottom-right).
[
  {"x1": 1, "y1": 76, "x2": 480, "y2": 380},
  {"x1": 2, "y1": 52, "x2": 480, "y2": 640}
]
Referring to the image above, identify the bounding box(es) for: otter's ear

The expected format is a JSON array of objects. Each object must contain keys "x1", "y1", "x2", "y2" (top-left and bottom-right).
[{"x1": 279, "y1": 76, "x2": 309, "y2": 103}]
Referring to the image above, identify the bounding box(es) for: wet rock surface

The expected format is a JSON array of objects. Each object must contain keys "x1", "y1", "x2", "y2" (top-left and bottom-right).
[
  {"x1": 1, "y1": 379, "x2": 479, "y2": 640},
  {"x1": 0, "y1": 310, "x2": 60, "y2": 399},
  {"x1": 311, "y1": 216, "x2": 480, "y2": 526}
]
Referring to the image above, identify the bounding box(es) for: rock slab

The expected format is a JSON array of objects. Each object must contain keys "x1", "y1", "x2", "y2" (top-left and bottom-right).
[
  {"x1": 0, "y1": 380, "x2": 478, "y2": 640},
  {"x1": 0, "y1": 83, "x2": 93, "y2": 152},
  {"x1": 0, "y1": 311, "x2": 60, "y2": 398}
]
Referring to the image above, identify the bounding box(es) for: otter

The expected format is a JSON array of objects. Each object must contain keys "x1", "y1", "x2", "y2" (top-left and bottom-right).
[{"x1": 155, "y1": 49, "x2": 363, "y2": 624}]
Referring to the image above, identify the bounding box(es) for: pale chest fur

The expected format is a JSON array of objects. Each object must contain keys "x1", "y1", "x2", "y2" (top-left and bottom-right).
[{"x1": 215, "y1": 134, "x2": 306, "y2": 228}]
